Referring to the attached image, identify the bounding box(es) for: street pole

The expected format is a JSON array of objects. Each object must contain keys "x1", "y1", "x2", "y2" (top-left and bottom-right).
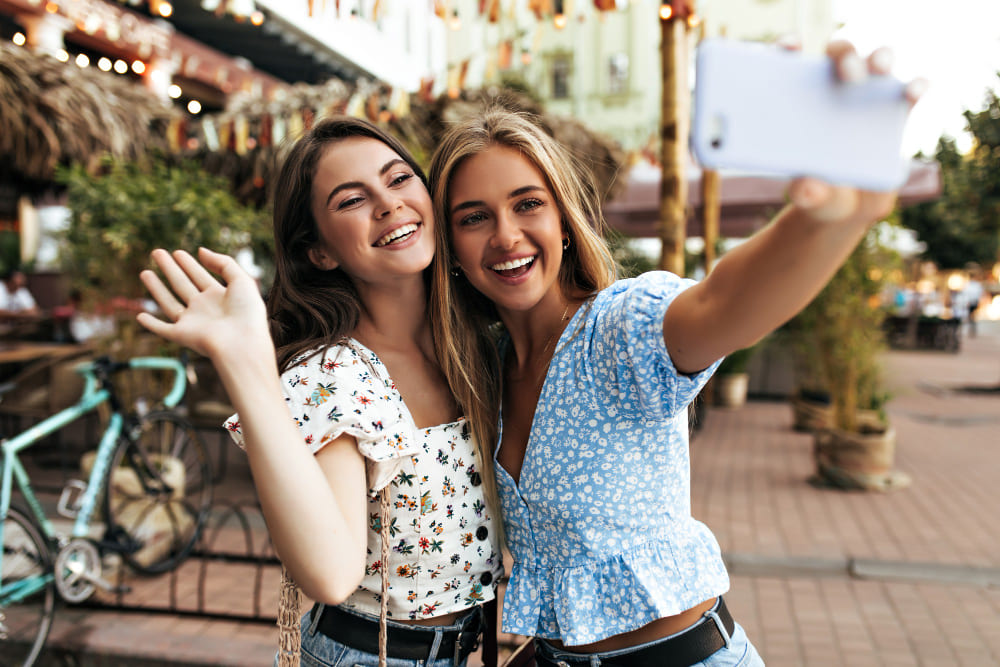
[
  {"x1": 701, "y1": 168, "x2": 720, "y2": 273},
  {"x1": 658, "y1": 3, "x2": 690, "y2": 275}
]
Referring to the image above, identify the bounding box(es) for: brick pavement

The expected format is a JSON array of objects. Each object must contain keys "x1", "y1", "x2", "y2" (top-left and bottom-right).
[{"x1": 18, "y1": 323, "x2": 1000, "y2": 666}]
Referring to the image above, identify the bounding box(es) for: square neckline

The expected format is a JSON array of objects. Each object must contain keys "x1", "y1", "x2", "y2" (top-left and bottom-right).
[{"x1": 341, "y1": 337, "x2": 467, "y2": 433}]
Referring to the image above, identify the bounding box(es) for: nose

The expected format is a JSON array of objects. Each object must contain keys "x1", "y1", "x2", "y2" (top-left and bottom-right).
[
  {"x1": 374, "y1": 189, "x2": 403, "y2": 219},
  {"x1": 489, "y1": 211, "x2": 522, "y2": 250}
]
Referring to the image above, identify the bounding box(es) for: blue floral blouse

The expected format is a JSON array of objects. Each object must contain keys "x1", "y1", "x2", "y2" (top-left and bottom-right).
[{"x1": 496, "y1": 272, "x2": 728, "y2": 646}]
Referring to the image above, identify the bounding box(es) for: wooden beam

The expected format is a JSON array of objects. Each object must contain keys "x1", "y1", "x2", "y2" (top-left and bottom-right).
[{"x1": 658, "y1": 14, "x2": 689, "y2": 276}]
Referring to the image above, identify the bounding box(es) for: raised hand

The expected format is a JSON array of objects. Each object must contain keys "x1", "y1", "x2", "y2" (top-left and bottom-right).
[
  {"x1": 137, "y1": 248, "x2": 273, "y2": 365},
  {"x1": 787, "y1": 41, "x2": 928, "y2": 226}
]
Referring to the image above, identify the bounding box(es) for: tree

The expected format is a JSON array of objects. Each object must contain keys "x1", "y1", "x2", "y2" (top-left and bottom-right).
[{"x1": 900, "y1": 78, "x2": 1000, "y2": 269}]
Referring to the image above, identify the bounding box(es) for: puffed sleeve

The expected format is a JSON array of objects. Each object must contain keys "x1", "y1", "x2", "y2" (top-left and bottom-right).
[
  {"x1": 587, "y1": 272, "x2": 720, "y2": 420},
  {"x1": 224, "y1": 344, "x2": 421, "y2": 496}
]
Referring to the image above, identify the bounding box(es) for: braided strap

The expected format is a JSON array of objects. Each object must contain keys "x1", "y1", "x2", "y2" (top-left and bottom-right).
[
  {"x1": 277, "y1": 565, "x2": 302, "y2": 667},
  {"x1": 379, "y1": 486, "x2": 390, "y2": 667}
]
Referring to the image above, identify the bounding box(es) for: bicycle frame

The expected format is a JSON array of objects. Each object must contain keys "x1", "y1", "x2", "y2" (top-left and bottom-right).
[{"x1": 0, "y1": 357, "x2": 186, "y2": 607}]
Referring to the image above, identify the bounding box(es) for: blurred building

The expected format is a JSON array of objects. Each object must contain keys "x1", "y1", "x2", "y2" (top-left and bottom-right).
[{"x1": 445, "y1": 0, "x2": 834, "y2": 152}]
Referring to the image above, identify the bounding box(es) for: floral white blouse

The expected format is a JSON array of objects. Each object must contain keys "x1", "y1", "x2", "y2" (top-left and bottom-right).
[{"x1": 225, "y1": 339, "x2": 502, "y2": 620}]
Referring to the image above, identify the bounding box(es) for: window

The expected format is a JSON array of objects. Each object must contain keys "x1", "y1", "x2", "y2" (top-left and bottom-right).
[
  {"x1": 552, "y1": 55, "x2": 571, "y2": 99},
  {"x1": 608, "y1": 52, "x2": 629, "y2": 95}
]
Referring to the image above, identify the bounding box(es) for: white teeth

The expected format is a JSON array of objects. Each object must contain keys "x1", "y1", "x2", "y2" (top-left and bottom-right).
[
  {"x1": 375, "y1": 223, "x2": 418, "y2": 247},
  {"x1": 490, "y1": 256, "x2": 535, "y2": 271}
]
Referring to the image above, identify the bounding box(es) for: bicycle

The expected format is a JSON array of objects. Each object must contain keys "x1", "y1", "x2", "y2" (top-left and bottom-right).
[{"x1": 0, "y1": 356, "x2": 213, "y2": 667}]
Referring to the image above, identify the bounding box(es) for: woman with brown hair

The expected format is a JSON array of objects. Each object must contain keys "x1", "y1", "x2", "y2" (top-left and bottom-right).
[{"x1": 138, "y1": 117, "x2": 502, "y2": 667}]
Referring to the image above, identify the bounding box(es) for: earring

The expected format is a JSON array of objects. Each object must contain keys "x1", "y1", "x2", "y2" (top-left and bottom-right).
[
  {"x1": 562, "y1": 237, "x2": 571, "y2": 250},
  {"x1": 450, "y1": 267, "x2": 461, "y2": 277}
]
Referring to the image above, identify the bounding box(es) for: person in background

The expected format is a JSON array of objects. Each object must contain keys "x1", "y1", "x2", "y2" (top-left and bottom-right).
[{"x1": 0, "y1": 269, "x2": 40, "y2": 319}]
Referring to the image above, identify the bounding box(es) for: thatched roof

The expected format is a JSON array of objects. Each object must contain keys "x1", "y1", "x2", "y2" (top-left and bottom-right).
[
  {"x1": 0, "y1": 41, "x2": 623, "y2": 204},
  {"x1": 0, "y1": 42, "x2": 175, "y2": 184}
]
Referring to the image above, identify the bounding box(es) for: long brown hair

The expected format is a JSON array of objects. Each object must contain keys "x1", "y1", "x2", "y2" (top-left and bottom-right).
[
  {"x1": 267, "y1": 116, "x2": 430, "y2": 372},
  {"x1": 427, "y1": 107, "x2": 618, "y2": 508}
]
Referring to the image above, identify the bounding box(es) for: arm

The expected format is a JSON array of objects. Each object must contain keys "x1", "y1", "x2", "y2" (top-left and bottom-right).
[
  {"x1": 138, "y1": 248, "x2": 367, "y2": 603},
  {"x1": 665, "y1": 43, "x2": 923, "y2": 374}
]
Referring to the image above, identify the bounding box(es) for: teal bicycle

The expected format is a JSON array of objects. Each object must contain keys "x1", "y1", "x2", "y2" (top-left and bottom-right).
[{"x1": 0, "y1": 356, "x2": 213, "y2": 666}]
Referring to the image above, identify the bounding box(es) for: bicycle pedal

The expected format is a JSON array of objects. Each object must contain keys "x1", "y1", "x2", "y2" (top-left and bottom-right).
[{"x1": 57, "y1": 479, "x2": 88, "y2": 518}]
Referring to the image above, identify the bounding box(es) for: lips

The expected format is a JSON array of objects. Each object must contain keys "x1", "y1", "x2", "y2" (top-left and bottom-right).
[
  {"x1": 373, "y1": 222, "x2": 419, "y2": 247},
  {"x1": 489, "y1": 255, "x2": 535, "y2": 278}
]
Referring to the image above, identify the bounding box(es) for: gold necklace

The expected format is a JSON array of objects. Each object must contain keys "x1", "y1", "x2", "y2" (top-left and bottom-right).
[{"x1": 535, "y1": 302, "x2": 572, "y2": 390}]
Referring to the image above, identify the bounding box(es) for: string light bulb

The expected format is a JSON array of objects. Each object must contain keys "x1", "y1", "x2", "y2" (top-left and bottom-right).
[
  {"x1": 187, "y1": 100, "x2": 202, "y2": 114},
  {"x1": 114, "y1": 59, "x2": 129, "y2": 74},
  {"x1": 659, "y1": 2, "x2": 673, "y2": 20},
  {"x1": 554, "y1": 13, "x2": 567, "y2": 29},
  {"x1": 132, "y1": 59, "x2": 146, "y2": 74},
  {"x1": 12, "y1": 32, "x2": 26, "y2": 46},
  {"x1": 75, "y1": 53, "x2": 90, "y2": 67},
  {"x1": 449, "y1": 9, "x2": 461, "y2": 30},
  {"x1": 98, "y1": 57, "x2": 112, "y2": 71}
]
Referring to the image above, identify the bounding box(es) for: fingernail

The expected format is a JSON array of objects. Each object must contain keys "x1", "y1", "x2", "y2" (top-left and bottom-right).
[
  {"x1": 840, "y1": 54, "x2": 866, "y2": 82},
  {"x1": 871, "y1": 48, "x2": 893, "y2": 73},
  {"x1": 906, "y1": 78, "x2": 929, "y2": 100},
  {"x1": 776, "y1": 33, "x2": 801, "y2": 50}
]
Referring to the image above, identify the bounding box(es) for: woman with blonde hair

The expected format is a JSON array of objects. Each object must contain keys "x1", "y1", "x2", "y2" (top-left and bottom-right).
[{"x1": 428, "y1": 44, "x2": 921, "y2": 667}]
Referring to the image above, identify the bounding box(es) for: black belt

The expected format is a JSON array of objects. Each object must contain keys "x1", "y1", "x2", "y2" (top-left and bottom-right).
[
  {"x1": 311, "y1": 603, "x2": 483, "y2": 663},
  {"x1": 535, "y1": 598, "x2": 736, "y2": 667}
]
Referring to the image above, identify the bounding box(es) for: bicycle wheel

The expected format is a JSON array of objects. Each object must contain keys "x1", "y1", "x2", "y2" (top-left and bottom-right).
[
  {"x1": 1, "y1": 504, "x2": 56, "y2": 667},
  {"x1": 104, "y1": 410, "x2": 213, "y2": 575}
]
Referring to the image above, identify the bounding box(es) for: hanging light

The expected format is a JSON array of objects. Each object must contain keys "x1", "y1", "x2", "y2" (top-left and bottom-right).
[
  {"x1": 659, "y1": 2, "x2": 673, "y2": 21},
  {"x1": 187, "y1": 100, "x2": 202, "y2": 114},
  {"x1": 553, "y1": 0, "x2": 566, "y2": 29},
  {"x1": 168, "y1": 84, "x2": 183, "y2": 98},
  {"x1": 449, "y1": 9, "x2": 461, "y2": 30},
  {"x1": 157, "y1": 2, "x2": 174, "y2": 18},
  {"x1": 250, "y1": 10, "x2": 265, "y2": 25},
  {"x1": 12, "y1": 32, "x2": 26, "y2": 46}
]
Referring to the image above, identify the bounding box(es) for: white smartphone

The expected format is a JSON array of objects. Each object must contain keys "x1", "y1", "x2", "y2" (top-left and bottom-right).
[{"x1": 691, "y1": 39, "x2": 911, "y2": 191}]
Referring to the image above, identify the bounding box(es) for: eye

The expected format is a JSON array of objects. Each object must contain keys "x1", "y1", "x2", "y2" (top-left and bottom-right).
[
  {"x1": 336, "y1": 195, "x2": 364, "y2": 210},
  {"x1": 514, "y1": 198, "x2": 544, "y2": 213},
  {"x1": 390, "y1": 172, "x2": 415, "y2": 187},
  {"x1": 456, "y1": 211, "x2": 488, "y2": 227}
]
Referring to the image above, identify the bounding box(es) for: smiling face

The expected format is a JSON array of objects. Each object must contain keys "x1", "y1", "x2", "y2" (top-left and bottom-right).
[
  {"x1": 448, "y1": 144, "x2": 568, "y2": 316},
  {"x1": 308, "y1": 136, "x2": 435, "y2": 287}
]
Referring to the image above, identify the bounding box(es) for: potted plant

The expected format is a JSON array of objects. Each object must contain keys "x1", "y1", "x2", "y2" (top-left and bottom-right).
[
  {"x1": 789, "y1": 225, "x2": 908, "y2": 491},
  {"x1": 714, "y1": 344, "x2": 756, "y2": 408},
  {"x1": 57, "y1": 153, "x2": 272, "y2": 356}
]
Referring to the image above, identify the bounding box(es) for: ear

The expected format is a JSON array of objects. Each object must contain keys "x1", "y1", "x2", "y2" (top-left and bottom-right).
[{"x1": 307, "y1": 246, "x2": 339, "y2": 271}]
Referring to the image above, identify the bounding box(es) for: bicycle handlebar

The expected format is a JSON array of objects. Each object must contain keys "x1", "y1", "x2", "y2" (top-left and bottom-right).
[{"x1": 75, "y1": 356, "x2": 188, "y2": 408}]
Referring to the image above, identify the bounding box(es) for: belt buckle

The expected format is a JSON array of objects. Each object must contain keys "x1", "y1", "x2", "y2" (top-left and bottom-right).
[{"x1": 453, "y1": 631, "x2": 465, "y2": 664}]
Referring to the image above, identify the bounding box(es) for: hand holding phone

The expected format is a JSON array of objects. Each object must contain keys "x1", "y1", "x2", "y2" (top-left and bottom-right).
[{"x1": 691, "y1": 39, "x2": 912, "y2": 192}]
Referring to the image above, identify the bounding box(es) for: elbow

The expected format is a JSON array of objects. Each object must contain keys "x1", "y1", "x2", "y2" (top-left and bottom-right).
[{"x1": 299, "y1": 559, "x2": 366, "y2": 606}]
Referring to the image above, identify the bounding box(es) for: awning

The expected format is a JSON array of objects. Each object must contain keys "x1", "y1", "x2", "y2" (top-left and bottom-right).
[{"x1": 603, "y1": 159, "x2": 942, "y2": 238}]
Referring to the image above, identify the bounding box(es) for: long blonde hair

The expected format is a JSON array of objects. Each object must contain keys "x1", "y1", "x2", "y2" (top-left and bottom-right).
[{"x1": 427, "y1": 107, "x2": 618, "y2": 513}]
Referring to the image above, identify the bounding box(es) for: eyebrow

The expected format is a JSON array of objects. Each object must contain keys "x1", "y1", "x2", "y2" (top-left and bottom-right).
[
  {"x1": 324, "y1": 158, "x2": 410, "y2": 207},
  {"x1": 450, "y1": 185, "x2": 545, "y2": 216}
]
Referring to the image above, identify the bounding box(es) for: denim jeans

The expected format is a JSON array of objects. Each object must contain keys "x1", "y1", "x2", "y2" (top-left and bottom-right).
[
  {"x1": 281, "y1": 605, "x2": 476, "y2": 667},
  {"x1": 534, "y1": 600, "x2": 765, "y2": 667}
]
